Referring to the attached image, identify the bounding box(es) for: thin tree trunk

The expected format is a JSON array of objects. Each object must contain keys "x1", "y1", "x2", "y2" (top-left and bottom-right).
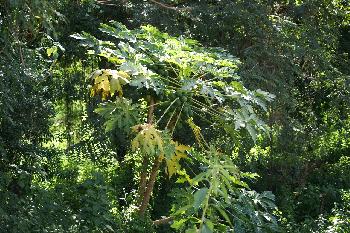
[
  {"x1": 138, "y1": 157, "x2": 161, "y2": 215},
  {"x1": 138, "y1": 106, "x2": 182, "y2": 215},
  {"x1": 147, "y1": 95, "x2": 155, "y2": 124},
  {"x1": 137, "y1": 157, "x2": 148, "y2": 205},
  {"x1": 137, "y1": 96, "x2": 156, "y2": 211}
]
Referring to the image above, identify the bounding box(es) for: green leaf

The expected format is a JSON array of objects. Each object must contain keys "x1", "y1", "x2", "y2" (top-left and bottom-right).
[
  {"x1": 129, "y1": 74, "x2": 164, "y2": 94},
  {"x1": 185, "y1": 226, "x2": 198, "y2": 233},
  {"x1": 246, "y1": 124, "x2": 257, "y2": 142},
  {"x1": 192, "y1": 172, "x2": 207, "y2": 186},
  {"x1": 46, "y1": 46, "x2": 58, "y2": 57},
  {"x1": 105, "y1": 224, "x2": 114, "y2": 232},
  {"x1": 201, "y1": 221, "x2": 214, "y2": 233},
  {"x1": 213, "y1": 205, "x2": 233, "y2": 227},
  {"x1": 219, "y1": 183, "x2": 229, "y2": 203},
  {"x1": 230, "y1": 81, "x2": 246, "y2": 94},
  {"x1": 193, "y1": 188, "x2": 208, "y2": 210},
  {"x1": 104, "y1": 118, "x2": 118, "y2": 132},
  {"x1": 95, "y1": 99, "x2": 140, "y2": 133},
  {"x1": 171, "y1": 219, "x2": 187, "y2": 230},
  {"x1": 205, "y1": 220, "x2": 214, "y2": 231},
  {"x1": 173, "y1": 204, "x2": 192, "y2": 215},
  {"x1": 120, "y1": 62, "x2": 143, "y2": 75},
  {"x1": 71, "y1": 32, "x2": 99, "y2": 48},
  {"x1": 100, "y1": 22, "x2": 136, "y2": 42}
]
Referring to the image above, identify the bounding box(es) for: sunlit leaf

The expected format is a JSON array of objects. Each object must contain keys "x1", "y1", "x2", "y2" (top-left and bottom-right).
[{"x1": 131, "y1": 124, "x2": 164, "y2": 157}]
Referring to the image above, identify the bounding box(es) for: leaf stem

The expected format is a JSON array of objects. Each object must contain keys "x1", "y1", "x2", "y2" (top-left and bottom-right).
[{"x1": 199, "y1": 184, "x2": 212, "y2": 231}]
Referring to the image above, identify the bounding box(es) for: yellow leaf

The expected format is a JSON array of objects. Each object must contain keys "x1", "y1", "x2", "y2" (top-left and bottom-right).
[
  {"x1": 117, "y1": 71, "x2": 130, "y2": 79},
  {"x1": 175, "y1": 144, "x2": 190, "y2": 152},
  {"x1": 110, "y1": 77, "x2": 123, "y2": 96},
  {"x1": 187, "y1": 117, "x2": 207, "y2": 149},
  {"x1": 174, "y1": 150, "x2": 187, "y2": 159},
  {"x1": 90, "y1": 69, "x2": 130, "y2": 98},
  {"x1": 131, "y1": 136, "x2": 140, "y2": 151},
  {"x1": 101, "y1": 90, "x2": 109, "y2": 100},
  {"x1": 90, "y1": 88, "x2": 95, "y2": 97},
  {"x1": 167, "y1": 159, "x2": 177, "y2": 177},
  {"x1": 97, "y1": 79, "x2": 110, "y2": 92},
  {"x1": 109, "y1": 70, "x2": 130, "y2": 97},
  {"x1": 176, "y1": 169, "x2": 192, "y2": 184},
  {"x1": 159, "y1": 153, "x2": 165, "y2": 160},
  {"x1": 131, "y1": 124, "x2": 164, "y2": 157},
  {"x1": 94, "y1": 73, "x2": 108, "y2": 84},
  {"x1": 165, "y1": 141, "x2": 190, "y2": 177}
]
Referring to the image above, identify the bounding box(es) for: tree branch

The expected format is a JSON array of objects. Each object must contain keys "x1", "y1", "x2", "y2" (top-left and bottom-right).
[
  {"x1": 147, "y1": 96, "x2": 155, "y2": 124},
  {"x1": 97, "y1": 0, "x2": 129, "y2": 7},
  {"x1": 153, "y1": 216, "x2": 173, "y2": 225},
  {"x1": 148, "y1": 0, "x2": 191, "y2": 12}
]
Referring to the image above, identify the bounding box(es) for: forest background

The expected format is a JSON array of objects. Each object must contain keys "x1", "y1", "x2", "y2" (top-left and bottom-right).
[{"x1": 0, "y1": 0, "x2": 350, "y2": 232}]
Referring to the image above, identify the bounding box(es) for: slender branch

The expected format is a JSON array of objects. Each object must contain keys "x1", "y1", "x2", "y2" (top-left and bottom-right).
[
  {"x1": 170, "y1": 103, "x2": 184, "y2": 135},
  {"x1": 148, "y1": 0, "x2": 192, "y2": 12},
  {"x1": 153, "y1": 216, "x2": 173, "y2": 225},
  {"x1": 199, "y1": 184, "x2": 212, "y2": 231},
  {"x1": 157, "y1": 97, "x2": 179, "y2": 125},
  {"x1": 139, "y1": 104, "x2": 184, "y2": 215},
  {"x1": 19, "y1": 46, "x2": 25, "y2": 68},
  {"x1": 147, "y1": 96, "x2": 155, "y2": 124},
  {"x1": 166, "y1": 107, "x2": 178, "y2": 130},
  {"x1": 96, "y1": 0, "x2": 122, "y2": 6}
]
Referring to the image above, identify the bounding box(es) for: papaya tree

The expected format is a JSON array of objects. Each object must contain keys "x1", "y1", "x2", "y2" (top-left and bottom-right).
[{"x1": 72, "y1": 22, "x2": 277, "y2": 232}]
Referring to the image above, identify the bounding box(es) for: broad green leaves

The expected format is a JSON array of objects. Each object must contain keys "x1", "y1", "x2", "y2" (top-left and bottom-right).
[
  {"x1": 169, "y1": 148, "x2": 278, "y2": 232},
  {"x1": 75, "y1": 22, "x2": 278, "y2": 232},
  {"x1": 201, "y1": 221, "x2": 214, "y2": 233},
  {"x1": 73, "y1": 22, "x2": 274, "y2": 141},
  {"x1": 94, "y1": 98, "x2": 140, "y2": 134}
]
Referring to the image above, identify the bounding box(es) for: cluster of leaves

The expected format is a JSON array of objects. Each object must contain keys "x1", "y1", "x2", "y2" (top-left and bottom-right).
[
  {"x1": 71, "y1": 21, "x2": 279, "y2": 233},
  {"x1": 0, "y1": 1, "x2": 121, "y2": 233},
  {"x1": 282, "y1": 190, "x2": 350, "y2": 233},
  {"x1": 0, "y1": 0, "x2": 65, "y2": 210},
  {"x1": 0, "y1": 146, "x2": 124, "y2": 233},
  {"x1": 116, "y1": 0, "x2": 348, "y2": 230},
  {"x1": 72, "y1": 21, "x2": 276, "y2": 180},
  {"x1": 170, "y1": 148, "x2": 278, "y2": 232},
  {"x1": 72, "y1": 21, "x2": 275, "y2": 142}
]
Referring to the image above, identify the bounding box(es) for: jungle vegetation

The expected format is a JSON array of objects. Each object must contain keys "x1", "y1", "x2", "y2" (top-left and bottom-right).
[{"x1": 0, "y1": 0, "x2": 349, "y2": 232}]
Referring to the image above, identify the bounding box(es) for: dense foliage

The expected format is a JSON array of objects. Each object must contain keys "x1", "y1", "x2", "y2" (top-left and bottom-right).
[{"x1": 0, "y1": 0, "x2": 349, "y2": 232}]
